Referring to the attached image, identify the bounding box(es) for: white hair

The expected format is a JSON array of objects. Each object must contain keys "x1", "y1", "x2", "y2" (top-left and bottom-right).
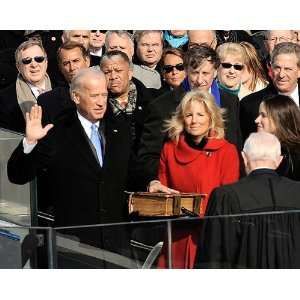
[
  {"x1": 243, "y1": 132, "x2": 281, "y2": 163},
  {"x1": 69, "y1": 68, "x2": 106, "y2": 98}
]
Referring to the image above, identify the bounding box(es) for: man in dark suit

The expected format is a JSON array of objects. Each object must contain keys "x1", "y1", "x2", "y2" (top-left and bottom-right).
[
  {"x1": 7, "y1": 68, "x2": 129, "y2": 242},
  {"x1": 136, "y1": 45, "x2": 242, "y2": 191},
  {"x1": 0, "y1": 40, "x2": 52, "y2": 133},
  {"x1": 240, "y1": 41, "x2": 300, "y2": 141},
  {"x1": 195, "y1": 132, "x2": 300, "y2": 268},
  {"x1": 61, "y1": 30, "x2": 100, "y2": 67},
  {"x1": 100, "y1": 50, "x2": 153, "y2": 191},
  {"x1": 37, "y1": 41, "x2": 90, "y2": 124}
]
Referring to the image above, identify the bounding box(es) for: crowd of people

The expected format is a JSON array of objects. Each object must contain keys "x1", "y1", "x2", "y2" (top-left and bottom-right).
[{"x1": 2, "y1": 30, "x2": 300, "y2": 268}]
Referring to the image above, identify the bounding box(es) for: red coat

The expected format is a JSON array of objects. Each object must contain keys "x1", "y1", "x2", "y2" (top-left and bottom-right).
[{"x1": 157, "y1": 134, "x2": 240, "y2": 268}]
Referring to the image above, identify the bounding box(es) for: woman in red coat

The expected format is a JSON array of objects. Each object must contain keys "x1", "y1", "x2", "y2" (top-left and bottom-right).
[{"x1": 150, "y1": 89, "x2": 240, "y2": 268}]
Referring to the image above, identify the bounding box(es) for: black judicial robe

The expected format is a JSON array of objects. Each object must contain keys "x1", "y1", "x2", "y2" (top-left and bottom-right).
[{"x1": 195, "y1": 169, "x2": 300, "y2": 268}]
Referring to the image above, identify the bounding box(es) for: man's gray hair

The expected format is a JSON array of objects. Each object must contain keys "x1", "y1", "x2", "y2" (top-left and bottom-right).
[
  {"x1": 69, "y1": 68, "x2": 106, "y2": 98},
  {"x1": 264, "y1": 30, "x2": 295, "y2": 40},
  {"x1": 105, "y1": 30, "x2": 134, "y2": 49},
  {"x1": 271, "y1": 42, "x2": 300, "y2": 68},
  {"x1": 243, "y1": 132, "x2": 281, "y2": 163},
  {"x1": 15, "y1": 40, "x2": 47, "y2": 64}
]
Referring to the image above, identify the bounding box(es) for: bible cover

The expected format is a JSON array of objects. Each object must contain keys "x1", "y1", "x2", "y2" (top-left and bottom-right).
[{"x1": 128, "y1": 192, "x2": 206, "y2": 217}]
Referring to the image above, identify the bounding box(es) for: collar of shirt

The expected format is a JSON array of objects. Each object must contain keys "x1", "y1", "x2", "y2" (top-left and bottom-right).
[
  {"x1": 140, "y1": 64, "x2": 158, "y2": 72},
  {"x1": 279, "y1": 84, "x2": 299, "y2": 106},
  {"x1": 77, "y1": 111, "x2": 100, "y2": 138},
  {"x1": 90, "y1": 48, "x2": 103, "y2": 57},
  {"x1": 28, "y1": 82, "x2": 46, "y2": 98}
]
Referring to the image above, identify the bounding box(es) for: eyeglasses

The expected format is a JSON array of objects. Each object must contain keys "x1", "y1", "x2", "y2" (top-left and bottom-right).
[
  {"x1": 91, "y1": 30, "x2": 107, "y2": 34},
  {"x1": 162, "y1": 63, "x2": 185, "y2": 73},
  {"x1": 266, "y1": 36, "x2": 293, "y2": 43},
  {"x1": 21, "y1": 56, "x2": 46, "y2": 65},
  {"x1": 221, "y1": 63, "x2": 244, "y2": 71}
]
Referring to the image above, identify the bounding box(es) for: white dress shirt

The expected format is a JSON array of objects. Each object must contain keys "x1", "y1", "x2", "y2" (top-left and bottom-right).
[{"x1": 279, "y1": 84, "x2": 299, "y2": 106}]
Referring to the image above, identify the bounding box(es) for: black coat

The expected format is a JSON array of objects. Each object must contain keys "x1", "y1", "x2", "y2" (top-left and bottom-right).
[
  {"x1": 195, "y1": 169, "x2": 300, "y2": 268},
  {"x1": 240, "y1": 83, "x2": 277, "y2": 141},
  {"x1": 7, "y1": 111, "x2": 130, "y2": 228},
  {"x1": 277, "y1": 146, "x2": 300, "y2": 181},
  {"x1": 0, "y1": 83, "x2": 25, "y2": 133},
  {"x1": 135, "y1": 84, "x2": 242, "y2": 190},
  {"x1": 240, "y1": 81, "x2": 300, "y2": 141},
  {"x1": 105, "y1": 77, "x2": 153, "y2": 191}
]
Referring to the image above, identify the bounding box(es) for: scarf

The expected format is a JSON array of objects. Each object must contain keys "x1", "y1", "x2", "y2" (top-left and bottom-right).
[
  {"x1": 108, "y1": 81, "x2": 137, "y2": 116},
  {"x1": 16, "y1": 73, "x2": 52, "y2": 116},
  {"x1": 216, "y1": 79, "x2": 241, "y2": 96},
  {"x1": 164, "y1": 31, "x2": 188, "y2": 48},
  {"x1": 182, "y1": 77, "x2": 221, "y2": 107}
]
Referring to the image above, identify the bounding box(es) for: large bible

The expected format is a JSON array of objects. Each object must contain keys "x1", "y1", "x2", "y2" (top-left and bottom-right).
[{"x1": 128, "y1": 192, "x2": 206, "y2": 217}]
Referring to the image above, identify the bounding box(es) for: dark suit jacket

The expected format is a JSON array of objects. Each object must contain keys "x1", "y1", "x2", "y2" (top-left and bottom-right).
[
  {"x1": 0, "y1": 83, "x2": 25, "y2": 133},
  {"x1": 240, "y1": 81, "x2": 300, "y2": 141},
  {"x1": 135, "y1": 84, "x2": 242, "y2": 190},
  {"x1": 196, "y1": 169, "x2": 300, "y2": 268},
  {"x1": 240, "y1": 83, "x2": 277, "y2": 141},
  {"x1": 105, "y1": 77, "x2": 153, "y2": 191},
  {"x1": 7, "y1": 111, "x2": 129, "y2": 228}
]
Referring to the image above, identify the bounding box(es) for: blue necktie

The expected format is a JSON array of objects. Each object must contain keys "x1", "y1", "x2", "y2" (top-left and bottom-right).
[{"x1": 90, "y1": 124, "x2": 103, "y2": 166}]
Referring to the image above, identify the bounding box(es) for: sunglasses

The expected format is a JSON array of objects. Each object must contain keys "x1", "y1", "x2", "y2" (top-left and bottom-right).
[
  {"x1": 21, "y1": 56, "x2": 46, "y2": 65},
  {"x1": 91, "y1": 30, "x2": 107, "y2": 34},
  {"x1": 163, "y1": 63, "x2": 185, "y2": 73},
  {"x1": 221, "y1": 63, "x2": 244, "y2": 71}
]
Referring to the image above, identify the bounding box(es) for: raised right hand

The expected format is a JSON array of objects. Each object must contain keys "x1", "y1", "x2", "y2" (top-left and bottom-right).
[{"x1": 25, "y1": 104, "x2": 54, "y2": 144}]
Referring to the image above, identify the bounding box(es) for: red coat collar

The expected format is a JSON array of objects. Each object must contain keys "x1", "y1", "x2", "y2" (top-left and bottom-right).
[{"x1": 174, "y1": 134, "x2": 227, "y2": 164}]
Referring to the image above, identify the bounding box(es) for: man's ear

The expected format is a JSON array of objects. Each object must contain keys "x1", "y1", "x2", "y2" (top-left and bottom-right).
[
  {"x1": 241, "y1": 151, "x2": 248, "y2": 167},
  {"x1": 16, "y1": 60, "x2": 21, "y2": 73},
  {"x1": 297, "y1": 67, "x2": 300, "y2": 79},
  {"x1": 128, "y1": 68, "x2": 133, "y2": 81},
  {"x1": 86, "y1": 56, "x2": 90, "y2": 68},
  {"x1": 213, "y1": 69, "x2": 217, "y2": 78},
  {"x1": 275, "y1": 155, "x2": 283, "y2": 169},
  {"x1": 72, "y1": 92, "x2": 80, "y2": 104}
]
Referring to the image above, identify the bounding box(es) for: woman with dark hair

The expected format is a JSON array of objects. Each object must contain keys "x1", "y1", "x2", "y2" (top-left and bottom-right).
[
  {"x1": 160, "y1": 47, "x2": 186, "y2": 90},
  {"x1": 255, "y1": 94, "x2": 300, "y2": 180}
]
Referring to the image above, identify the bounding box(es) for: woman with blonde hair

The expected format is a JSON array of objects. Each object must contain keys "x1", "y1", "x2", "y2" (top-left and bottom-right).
[
  {"x1": 156, "y1": 89, "x2": 240, "y2": 213},
  {"x1": 239, "y1": 41, "x2": 269, "y2": 99},
  {"x1": 152, "y1": 90, "x2": 240, "y2": 268},
  {"x1": 216, "y1": 42, "x2": 246, "y2": 97}
]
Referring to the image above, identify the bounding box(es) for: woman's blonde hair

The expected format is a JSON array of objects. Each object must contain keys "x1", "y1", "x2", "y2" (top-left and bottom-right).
[
  {"x1": 216, "y1": 42, "x2": 245, "y2": 62},
  {"x1": 239, "y1": 41, "x2": 268, "y2": 91},
  {"x1": 164, "y1": 90, "x2": 225, "y2": 142}
]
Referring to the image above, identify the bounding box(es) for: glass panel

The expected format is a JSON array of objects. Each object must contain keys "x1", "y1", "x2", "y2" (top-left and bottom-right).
[
  {"x1": 0, "y1": 128, "x2": 33, "y2": 226},
  {"x1": 163, "y1": 210, "x2": 300, "y2": 269},
  {"x1": 54, "y1": 220, "x2": 169, "y2": 269},
  {"x1": 194, "y1": 210, "x2": 300, "y2": 269},
  {"x1": 0, "y1": 224, "x2": 51, "y2": 268}
]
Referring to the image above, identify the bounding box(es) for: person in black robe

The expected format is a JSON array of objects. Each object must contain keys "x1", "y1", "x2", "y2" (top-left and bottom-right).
[{"x1": 195, "y1": 132, "x2": 300, "y2": 268}]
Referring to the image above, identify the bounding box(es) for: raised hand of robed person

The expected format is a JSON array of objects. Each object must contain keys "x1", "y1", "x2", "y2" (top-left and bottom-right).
[{"x1": 25, "y1": 104, "x2": 54, "y2": 144}]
